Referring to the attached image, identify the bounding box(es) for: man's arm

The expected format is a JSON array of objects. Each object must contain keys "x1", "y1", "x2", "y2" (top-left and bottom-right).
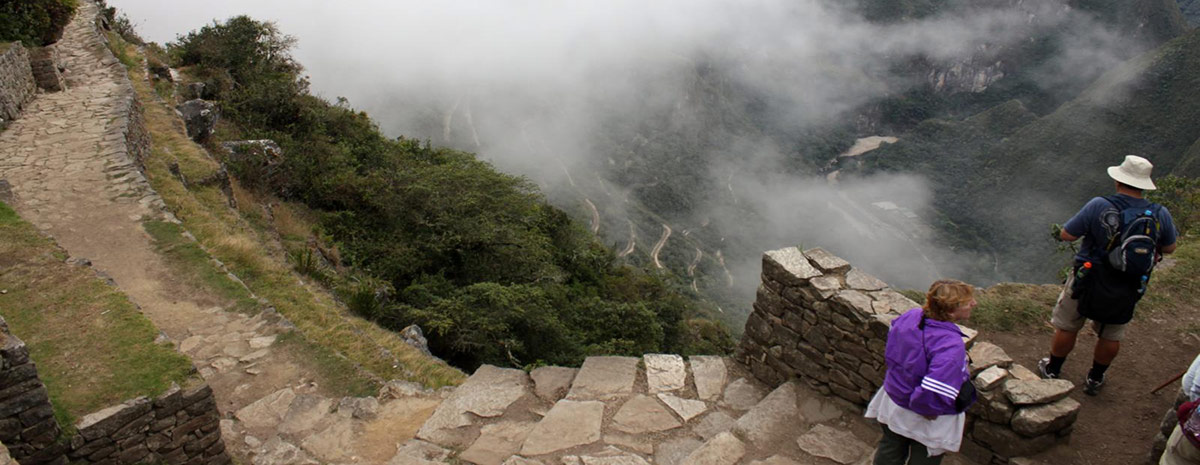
[
  {"x1": 1161, "y1": 243, "x2": 1177, "y2": 255},
  {"x1": 1060, "y1": 229, "x2": 1079, "y2": 242}
]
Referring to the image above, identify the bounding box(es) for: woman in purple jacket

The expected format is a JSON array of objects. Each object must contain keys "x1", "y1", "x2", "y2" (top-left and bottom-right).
[{"x1": 865, "y1": 279, "x2": 978, "y2": 465}]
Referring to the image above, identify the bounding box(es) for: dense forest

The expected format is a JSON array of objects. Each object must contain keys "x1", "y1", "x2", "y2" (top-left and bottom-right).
[{"x1": 165, "y1": 17, "x2": 733, "y2": 369}]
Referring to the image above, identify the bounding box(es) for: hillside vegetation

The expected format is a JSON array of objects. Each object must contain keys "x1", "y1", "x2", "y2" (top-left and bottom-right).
[
  {"x1": 158, "y1": 17, "x2": 733, "y2": 370},
  {"x1": 0, "y1": 0, "x2": 76, "y2": 46}
]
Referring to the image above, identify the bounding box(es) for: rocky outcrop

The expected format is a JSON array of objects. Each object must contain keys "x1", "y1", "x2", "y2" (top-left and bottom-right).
[
  {"x1": 0, "y1": 44, "x2": 36, "y2": 125},
  {"x1": 739, "y1": 246, "x2": 1080, "y2": 462},
  {"x1": 177, "y1": 99, "x2": 218, "y2": 142}
]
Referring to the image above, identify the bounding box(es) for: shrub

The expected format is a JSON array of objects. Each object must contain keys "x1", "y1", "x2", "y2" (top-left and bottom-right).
[{"x1": 0, "y1": 0, "x2": 77, "y2": 46}]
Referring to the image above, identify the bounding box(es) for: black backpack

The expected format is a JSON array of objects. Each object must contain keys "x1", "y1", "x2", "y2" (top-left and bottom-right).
[
  {"x1": 1070, "y1": 196, "x2": 1163, "y2": 325},
  {"x1": 1103, "y1": 195, "x2": 1163, "y2": 278}
]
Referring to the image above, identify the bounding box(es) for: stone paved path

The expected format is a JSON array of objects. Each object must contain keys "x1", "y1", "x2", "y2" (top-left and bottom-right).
[
  {"x1": 400, "y1": 355, "x2": 980, "y2": 465},
  {"x1": 0, "y1": 3, "x2": 445, "y2": 464}
]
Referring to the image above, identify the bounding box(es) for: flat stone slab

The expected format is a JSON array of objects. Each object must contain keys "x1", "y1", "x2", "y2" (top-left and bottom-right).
[
  {"x1": 722, "y1": 378, "x2": 766, "y2": 411},
  {"x1": 846, "y1": 268, "x2": 887, "y2": 291},
  {"x1": 570, "y1": 447, "x2": 652, "y2": 465},
  {"x1": 460, "y1": 421, "x2": 536, "y2": 465},
  {"x1": 501, "y1": 458, "x2": 544, "y2": 465},
  {"x1": 1011, "y1": 397, "x2": 1081, "y2": 437},
  {"x1": 968, "y1": 342, "x2": 1014, "y2": 376},
  {"x1": 531, "y1": 366, "x2": 577, "y2": 402},
  {"x1": 803, "y1": 248, "x2": 851, "y2": 274},
  {"x1": 418, "y1": 365, "x2": 531, "y2": 447},
  {"x1": 869, "y1": 289, "x2": 920, "y2": 315},
  {"x1": 694, "y1": 411, "x2": 736, "y2": 440},
  {"x1": 764, "y1": 247, "x2": 822, "y2": 285},
  {"x1": 644, "y1": 354, "x2": 686, "y2": 393},
  {"x1": 604, "y1": 433, "x2": 653, "y2": 454},
  {"x1": 300, "y1": 417, "x2": 355, "y2": 463},
  {"x1": 689, "y1": 356, "x2": 727, "y2": 401},
  {"x1": 796, "y1": 425, "x2": 870, "y2": 464},
  {"x1": 682, "y1": 431, "x2": 745, "y2": 465},
  {"x1": 1009, "y1": 364, "x2": 1040, "y2": 381},
  {"x1": 657, "y1": 393, "x2": 707, "y2": 422},
  {"x1": 748, "y1": 457, "x2": 804, "y2": 465},
  {"x1": 799, "y1": 396, "x2": 842, "y2": 423},
  {"x1": 390, "y1": 439, "x2": 452, "y2": 465},
  {"x1": 568, "y1": 356, "x2": 640, "y2": 400},
  {"x1": 279, "y1": 394, "x2": 334, "y2": 435},
  {"x1": 611, "y1": 394, "x2": 682, "y2": 434},
  {"x1": 237, "y1": 388, "x2": 297, "y2": 431},
  {"x1": 734, "y1": 381, "x2": 799, "y2": 445},
  {"x1": 654, "y1": 437, "x2": 703, "y2": 465},
  {"x1": 1004, "y1": 379, "x2": 1074, "y2": 405},
  {"x1": 520, "y1": 400, "x2": 605, "y2": 456},
  {"x1": 974, "y1": 366, "x2": 1009, "y2": 391}
]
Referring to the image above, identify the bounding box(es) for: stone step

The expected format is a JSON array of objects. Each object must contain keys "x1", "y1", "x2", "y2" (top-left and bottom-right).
[{"x1": 404, "y1": 355, "x2": 905, "y2": 465}]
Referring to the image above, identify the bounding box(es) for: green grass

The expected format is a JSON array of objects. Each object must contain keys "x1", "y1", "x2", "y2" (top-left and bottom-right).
[
  {"x1": 274, "y1": 331, "x2": 378, "y2": 397},
  {"x1": 0, "y1": 202, "x2": 194, "y2": 428},
  {"x1": 0, "y1": 43, "x2": 12, "y2": 55},
  {"x1": 123, "y1": 47, "x2": 465, "y2": 389},
  {"x1": 143, "y1": 220, "x2": 259, "y2": 313}
]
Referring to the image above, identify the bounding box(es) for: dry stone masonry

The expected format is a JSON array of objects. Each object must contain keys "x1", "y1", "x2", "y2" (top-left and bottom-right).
[
  {"x1": 0, "y1": 318, "x2": 62, "y2": 465},
  {"x1": 738, "y1": 246, "x2": 1081, "y2": 462},
  {"x1": 69, "y1": 384, "x2": 230, "y2": 465},
  {"x1": 0, "y1": 44, "x2": 36, "y2": 125}
]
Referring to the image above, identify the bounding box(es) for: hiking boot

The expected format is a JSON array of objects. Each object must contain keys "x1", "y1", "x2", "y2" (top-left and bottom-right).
[
  {"x1": 1084, "y1": 374, "x2": 1106, "y2": 396},
  {"x1": 1037, "y1": 357, "x2": 1059, "y2": 379}
]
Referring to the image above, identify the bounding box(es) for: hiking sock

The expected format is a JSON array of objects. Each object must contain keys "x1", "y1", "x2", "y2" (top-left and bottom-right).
[
  {"x1": 1047, "y1": 355, "x2": 1067, "y2": 376},
  {"x1": 1089, "y1": 362, "x2": 1110, "y2": 381}
]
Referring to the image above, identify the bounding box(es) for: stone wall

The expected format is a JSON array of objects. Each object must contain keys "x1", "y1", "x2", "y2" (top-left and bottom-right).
[
  {"x1": 0, "y1": 44, "x2": 36, "y2": 124},
  {"x1": 0, "y1": 318, "x2": 64, "y2": 465},
  {"x1": 68, "y1": 385, "x2": 229, "y2": 465},
  {"x1": 738, "y1": 246, "x2": 1081, "y2": 462},
  {"x1": 29, "y1": 47, "x2": 65, "y2": 93}
]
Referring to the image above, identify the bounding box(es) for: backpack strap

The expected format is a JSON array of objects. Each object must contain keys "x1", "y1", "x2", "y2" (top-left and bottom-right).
[{"x1": 1103, "y1": 196, "x2": 1125, "y2": 251}]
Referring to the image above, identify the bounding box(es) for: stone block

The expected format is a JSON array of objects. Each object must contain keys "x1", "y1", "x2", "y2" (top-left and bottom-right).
[
  {"x1": 77, "y1": 397, "x2": 152, "y2": 441},
  {"x1": 808, "y1": 276, "x2": 842, "y2": 300},
  {"x1": 969, "y1": 388, "x2": 1015, "y2": 425},
  {"x1": 755, "y1": 285, "x2": 787, "y2": 317},
  {"x1": 831, "y1": 290, "x2": 874, "y2": 319},
  {"x1": 682, "y1": 431, "x2": 744, "y2": 465},
  {"x1": 112, "y1": 409, "x2": 154, "y2": 439},
  {"x1": 70, "y1": 437, "x2": 113, "y2": 458},
  {"x1": 0, "y1": 385, "x2": 47, "y2": 419},
  {"x1": 763, "y1": 248, "x2": 822, "y2": 286},
  {"x1": 845, "y1": 268, "x2": 887, "y2": 291},
  {"x1": 645, "y1": 354, "x2": 687, "y2": 393},
  {"x1": 1004, "y1": 379, "x2": 1074, "y2": 405},
  {"x1": 968, "y1": 342, "x2": 1014, "y2": 376},
  {"x1": 530, "y1": 366, "x2": 577, "y2": 403},
  {"x1": 0, "y1": 363, "x2": 38, "y2": 390},
  {"x1": 117, "y1": 443, "x2": 150, "y2": 464},
  {"x1": 744, "y1": 312, "x2": 772, "y2": 345},
  {"x1": 869, "y1": 289, "x2": 920, "y2": 315},
  {"x1": 803, "y1": 248, "x2": 851, "y2": 274},
  {"x1": 974, "y1": 366, "x2": 1009, "y2": 391},
  {"x1": 17, "y1": 402, "x2": 53, "y2": 426},
  {"x1": 1011, "y1": 397, "x2": 1080, "y2": 437},
  {"x1": 972, "y1": 420, "x2": 1063, "y2": 458},
  {"x1": 155, "y1": 384, "x2": 184, "y2": 418},
  {"x1": 867, "y1": 314, "x2": 895, "y2": 339},
  {"x1": 749, "y1": 358, "x2": 784, "y2": 387}
]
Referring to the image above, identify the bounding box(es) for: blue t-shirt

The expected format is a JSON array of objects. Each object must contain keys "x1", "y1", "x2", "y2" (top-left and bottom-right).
[{"x1": 1063, "y1": 194, "x2": 1178, "y2": 265}]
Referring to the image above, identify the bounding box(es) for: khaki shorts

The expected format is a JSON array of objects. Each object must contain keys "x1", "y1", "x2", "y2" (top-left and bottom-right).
[{"x1": 1050, "y1": 273, "x2": 1128, "y2": 341}]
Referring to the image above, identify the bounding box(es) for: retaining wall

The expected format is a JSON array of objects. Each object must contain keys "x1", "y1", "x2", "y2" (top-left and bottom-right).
[
  {"x1": 738, "y1": 246, "x2": 1081, "y2": 462},
  {"x1": 0, "y1": 44, "x2": 36, "y2": 124},
  {"x1": 68, "y1": 385, "x2": 228, "y2": 465},
  {"x1": 0, "y1": 319, "x2": 64, "y2": 465}
]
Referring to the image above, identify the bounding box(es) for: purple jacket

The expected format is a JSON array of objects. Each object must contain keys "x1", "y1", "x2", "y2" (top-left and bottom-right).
[{"x1": 882, "y1": 308, "x2": 974, "y2": 416}]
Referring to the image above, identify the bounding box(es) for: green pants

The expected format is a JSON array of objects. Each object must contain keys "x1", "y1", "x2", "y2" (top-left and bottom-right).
[{"x1": 874, "y1": 424, "x2": 945, "y2": 465}]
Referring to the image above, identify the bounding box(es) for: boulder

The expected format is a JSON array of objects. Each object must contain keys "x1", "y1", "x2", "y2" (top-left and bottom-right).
[
  {"x1": 401, "y1": 325, "x2": 431, "y2": 356},
  {"x1": 1004, "y1": 379, "x2": 1074, "y2": 405},
  {"x1": 176, "y1": 99, "x2": 219, "y2": 142}
]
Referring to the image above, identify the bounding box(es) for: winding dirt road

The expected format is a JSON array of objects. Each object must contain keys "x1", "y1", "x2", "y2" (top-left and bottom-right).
[{"x1": 651, "y1": 224, "x2": 672, "y2": 269}]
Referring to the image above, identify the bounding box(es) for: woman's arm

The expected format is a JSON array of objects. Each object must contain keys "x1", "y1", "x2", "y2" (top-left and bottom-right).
[{"x1": 907, "y1": 338, "x2": 970, "y2": 417}]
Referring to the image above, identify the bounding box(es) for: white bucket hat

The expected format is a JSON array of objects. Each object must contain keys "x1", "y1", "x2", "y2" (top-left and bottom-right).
[{"x1": 1107, "y1": 155, "x2": 1156, "y2": 191}]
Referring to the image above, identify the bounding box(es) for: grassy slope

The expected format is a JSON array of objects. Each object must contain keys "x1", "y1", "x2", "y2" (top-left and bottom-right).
[
  {"x1": 0, "y1": 202, "x2": 193, "y2": 428},
  {"x1": 109, "y1": 34, "x2": 465, "y2": 388}
]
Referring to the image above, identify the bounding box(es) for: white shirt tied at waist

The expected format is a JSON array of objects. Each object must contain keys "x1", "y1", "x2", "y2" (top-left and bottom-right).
[{"x1": 865, "y1": 388, "x2": 967, "y2": 456}]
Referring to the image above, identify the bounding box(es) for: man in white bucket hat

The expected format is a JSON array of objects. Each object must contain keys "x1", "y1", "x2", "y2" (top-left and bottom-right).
[{"x1": 1038, "y1": 155, "x2": 1178, "y2": 395}]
